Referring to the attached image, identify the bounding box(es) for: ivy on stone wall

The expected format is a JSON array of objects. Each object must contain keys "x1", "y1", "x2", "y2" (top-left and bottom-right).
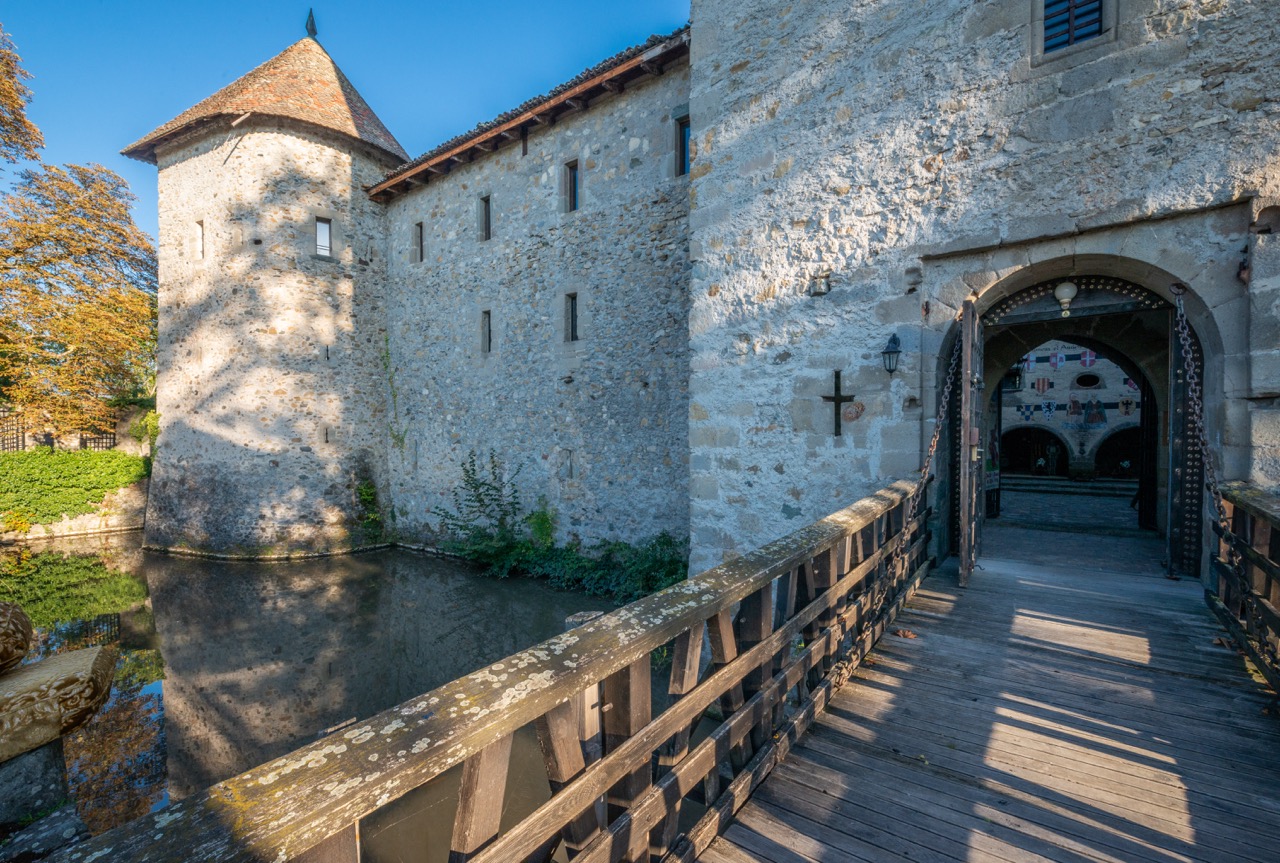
[{"x1": 0, "y1": 448, "x2": 150, "y2": 527}]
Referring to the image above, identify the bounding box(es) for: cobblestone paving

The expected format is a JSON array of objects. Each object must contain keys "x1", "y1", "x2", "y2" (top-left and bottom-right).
[
  {"x1": 986, "y1": 487, "x2": 1168, "y2": 574},
  {"x1": 994, "y1": 489, "x2": 1144, "y2": 535},
  {"x1": 983, "y1": 521, "x2": 1169, "y2": 576}
]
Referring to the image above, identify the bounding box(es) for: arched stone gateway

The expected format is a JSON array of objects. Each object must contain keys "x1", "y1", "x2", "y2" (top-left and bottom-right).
[{"x1": 935, "y1": 258, "x2": 1217, "y2": 579}]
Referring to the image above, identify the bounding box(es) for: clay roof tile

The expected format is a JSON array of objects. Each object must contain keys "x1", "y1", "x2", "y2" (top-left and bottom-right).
[
  {"x1": 381, "y1": 24, "x2": 690, "y2": 183},
  {"x1": 122, "y1": 37, "x2": 407, "y2": 165}
]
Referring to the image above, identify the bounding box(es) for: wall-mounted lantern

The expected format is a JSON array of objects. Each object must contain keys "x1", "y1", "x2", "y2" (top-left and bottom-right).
[
  {"x1": 881, "y1": 334, "x2": 902, "y2": 375},
  {"x1": 1054, "y1": 281, "x2": 1079, "y2": 317}
]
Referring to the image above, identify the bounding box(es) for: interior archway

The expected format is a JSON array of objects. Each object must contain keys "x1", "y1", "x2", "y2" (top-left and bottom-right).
[
  {"x1": 1093, "y1": 427, "x2": 1143, "y2": 478},
  {"x1": 1000, "y1": 426, "x2": 1070, "y2": 476}
]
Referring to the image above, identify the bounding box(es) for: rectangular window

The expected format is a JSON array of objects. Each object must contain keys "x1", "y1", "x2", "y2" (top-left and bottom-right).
[
  {"x1": 565, "y1": 293, "x2": 579, "y2": 342},
  {"x1": 315, "y1": 217, "x2": 332, "y2": 256},
  {"x1": 481, "y1": 310, "x2": 492, "y2": 354},
  {"x1": 196, "y1": 220, "x2": 205, "y2": 259},
  {"x1": 1043, "y1": 0, "x2": 1103, "y2": 52},
  {"x1": 565, "y1": 161, "x2": 579, "y2": 212},
  {"x1": 480, "y1": 196, "x2": 492, "y2": 241},
  {"x1": 413, "y1": 221, "x2": 424, "y2": 262},
  {"x1": 677, "y1": 116, "x2": 691, "y2": 177}
]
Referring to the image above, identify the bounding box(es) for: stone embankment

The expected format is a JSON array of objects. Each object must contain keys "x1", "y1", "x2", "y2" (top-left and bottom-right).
[{"x1": 0, "y1": 480, "x2": 148, "y2": 544}]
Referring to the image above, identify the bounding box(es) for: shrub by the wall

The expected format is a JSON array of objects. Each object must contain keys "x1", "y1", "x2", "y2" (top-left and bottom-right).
[
  {"x1": 433, "y1": 450, "x2": 688, "y2": 605},
  {"x1": 0, "y1": 448, "x2": 150, "y2": 526}
]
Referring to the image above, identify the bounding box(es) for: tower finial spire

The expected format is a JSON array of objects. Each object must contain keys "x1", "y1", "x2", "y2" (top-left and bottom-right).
[{"x1": 305, "y1": 9, "x2": 317, "y2": 38}]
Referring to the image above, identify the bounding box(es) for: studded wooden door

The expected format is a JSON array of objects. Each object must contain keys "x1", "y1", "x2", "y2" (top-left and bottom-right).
[
  {"x1": 1168, "y1": 312, "x2": 1205, "y2": 577},
  {"x1": 958, "y1": 300, "x2": 985, "y2": 587}
]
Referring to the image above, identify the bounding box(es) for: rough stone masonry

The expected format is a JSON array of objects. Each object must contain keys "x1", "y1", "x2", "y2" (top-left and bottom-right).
[{"x1": 125, "y1": 1, "x2": 1280, "y2": 572}]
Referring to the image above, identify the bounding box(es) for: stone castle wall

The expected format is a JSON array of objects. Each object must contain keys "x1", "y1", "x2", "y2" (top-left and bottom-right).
[
  {"x1": 685, "y1": 0, "x2": 1280, "y2": 570},
  {"x1": 146, "y1": 119, "x2": 396, "y2": 556},
  {"x1": 144, "y1": 3, "x2": 1280, "y2": 567},
  {"x1": 382, "y1": 66, "x2": 692, "y2": 546}
]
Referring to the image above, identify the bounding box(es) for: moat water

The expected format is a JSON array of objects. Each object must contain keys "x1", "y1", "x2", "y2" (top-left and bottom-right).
[{"x1": 8, "y1": 531, "x2": 609, "y2": 861}]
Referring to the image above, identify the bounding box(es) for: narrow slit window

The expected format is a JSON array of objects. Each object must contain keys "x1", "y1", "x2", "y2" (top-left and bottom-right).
[
  {"x1": 677, "y1": 117, "x2": 691, "y2": 176},
  {"x1": 315, "y1": 217, "x2": 332, "y2": 256},
  {"x1": 413, "y1": 221, "x2": 424, "y2": 262},
  {"x1": 565, "y1": 161, "x2": 579, "y2": 212},
  {"x1": 480, "y1": 196, "x2": 492, "y2": 241},
  {"x1": 196, "y1": 220, "x2": 205, "y2": 259},
  {"x1": 565, "y1": 293, "x2": 579, "y2": 342},
  {"x1": 1043, "y1": 0, "x2": 1103, "y2": 52},
  {"x1": 481, "y1": 310, "x2": 492, "y2": 354}
]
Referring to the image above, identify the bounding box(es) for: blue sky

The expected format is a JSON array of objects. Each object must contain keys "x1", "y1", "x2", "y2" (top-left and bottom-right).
[{"x1": 2, "y1": 1, "x2": 691, "y2": 240}]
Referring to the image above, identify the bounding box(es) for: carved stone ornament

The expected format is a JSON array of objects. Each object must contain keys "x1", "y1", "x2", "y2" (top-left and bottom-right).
[
  {"x1": 0, "y1": 645, "x2": 117, "y2": 764},
  {"x1": 0, "y1": 601, "x2": 33, "y2": 674}
]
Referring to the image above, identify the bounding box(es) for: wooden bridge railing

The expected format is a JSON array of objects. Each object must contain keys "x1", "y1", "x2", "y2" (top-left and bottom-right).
[
  {"x1": 54, "y1": 478, "x2": 933, "y2": 863},
  {"x1": 1210, "y1": 482, "x2": 1280, "y2": 693}
]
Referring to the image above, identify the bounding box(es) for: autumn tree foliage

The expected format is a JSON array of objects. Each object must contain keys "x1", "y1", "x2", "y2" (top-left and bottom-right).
[
  {"x1": 0, "y1": 22, "x2": 157, "y2": 434},
  {"x1": 0, "y1": 165, "x2": 158, "y2": 431},
  {"x1": 0, "y1": 24, "x2": 42, "y2": 167}
]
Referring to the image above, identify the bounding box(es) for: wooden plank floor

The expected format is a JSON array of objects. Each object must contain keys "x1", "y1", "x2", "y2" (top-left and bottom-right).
[{"x1": 699, "y1": 524, "x2": 1280, "y2": 863}]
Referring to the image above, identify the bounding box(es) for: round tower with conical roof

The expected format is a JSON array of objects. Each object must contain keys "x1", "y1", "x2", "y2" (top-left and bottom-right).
[{"x1": 123, "y1": 25, "x2": 407, "y2": 556}]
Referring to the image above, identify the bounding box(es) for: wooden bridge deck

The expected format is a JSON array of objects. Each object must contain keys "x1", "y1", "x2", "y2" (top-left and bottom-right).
[{"x1": 698, "y1": 526, "x2": 1280, "y2": 863}]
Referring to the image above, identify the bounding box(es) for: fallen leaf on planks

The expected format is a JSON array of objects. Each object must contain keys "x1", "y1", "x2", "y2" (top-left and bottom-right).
[{"x1": 893, "y1": 629, "x2": 918, "y2": 639}]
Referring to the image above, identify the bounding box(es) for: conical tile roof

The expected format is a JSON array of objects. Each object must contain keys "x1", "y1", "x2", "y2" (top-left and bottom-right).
[{"x1": 123, "y1": 37, "x2": 407, "y2": 164}]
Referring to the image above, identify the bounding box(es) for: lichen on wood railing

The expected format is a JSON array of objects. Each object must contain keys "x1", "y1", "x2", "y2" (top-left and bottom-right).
[
  {"x1": 1210, "y1": 482, "x2": 1280, "y2": 693},
  {"x1": 52, "y1": 478, "x2": 933, "y2": 863}
]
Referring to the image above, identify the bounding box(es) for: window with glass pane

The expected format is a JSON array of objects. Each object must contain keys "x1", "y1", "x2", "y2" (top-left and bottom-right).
[
  {"x1": 565, "y1": 162, "x2": 579, "y2": 212},
  {"x1": 565, "y1": 293, "x2": 579, "y2": 342},
  {"x1": 1043, "y1": 0, "x2": 1102, "y2": 52},
  {"x1": 677, "y1": 117, "x2": 691, "y2": 176},
  {"x1": 315, "y1": 217, "x2": 332, "y2": 256}
]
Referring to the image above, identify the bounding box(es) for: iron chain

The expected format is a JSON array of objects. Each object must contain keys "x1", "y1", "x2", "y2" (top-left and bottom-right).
[{"x1": 888, "y1": 335, "x2": 962, "y2": 580}]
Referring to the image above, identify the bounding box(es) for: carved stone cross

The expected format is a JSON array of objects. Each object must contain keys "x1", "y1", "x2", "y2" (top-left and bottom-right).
[{"x1": 821, "y1": 369, "x2": 856, "y2": 436}]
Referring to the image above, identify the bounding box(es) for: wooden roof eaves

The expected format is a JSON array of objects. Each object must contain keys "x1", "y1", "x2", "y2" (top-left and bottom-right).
[
  {"x1": 126, "y1": 112, "x2": 408, "y2": 168},
  {"x1": 369, "y1": 32, "x2": 690, "y2": 202}
]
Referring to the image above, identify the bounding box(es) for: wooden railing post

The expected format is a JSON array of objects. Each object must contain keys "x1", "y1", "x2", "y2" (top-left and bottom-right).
[
  {"x1": 1249, "y1": 515, "x2": 1271, "y2": 640},
  {"x1": 1207, "y1": 485, "x2": 1280, "y2": 696},
  {"x1": 738, "y1": 582, "x2": 775, "y2": 750},
  {"x1": 770, "y1": 567, "x2": 800, "y2": 727},
  {"x1": 448, "y1": 734, "x2": 514, "y2": 863},
  {"x1": 707, "y1": 609, "x2": 750, "y2": 770},
  {"x1": 804, "y1": 548, "x2": 837, "y2": 685},
  {"x1": 564, "y1": 610, "x2": 607, "y2": 837},
  {"x1": 653, "y1": 624, "x2": 704, "y2": 857},
  {"x1": 602, "y1": 656, "x2": 652, "y2": 863},
  {"x1": 535, "y1": 701, "x2": 603, "y2": 858},
  {"x1": 1221, "y1": 500, "x2": 1237, "y2": 611},
  {"x1": 564, "y1": 611, "x2": 606, "y2": 766}
]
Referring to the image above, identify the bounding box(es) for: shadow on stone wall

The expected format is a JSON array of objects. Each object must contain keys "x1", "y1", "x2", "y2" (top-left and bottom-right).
[{"x1": 144, "y1": 125, "x2": 392, "y2": 557}]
